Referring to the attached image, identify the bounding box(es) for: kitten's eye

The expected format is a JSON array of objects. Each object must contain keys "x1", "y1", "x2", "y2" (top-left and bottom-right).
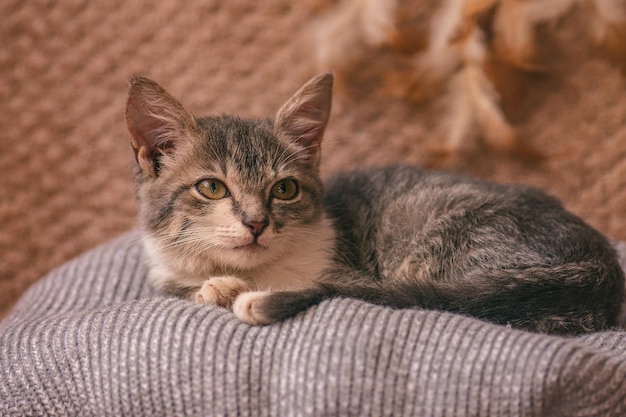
[
  {"x1": 271, "y1": 179, "x2": 298, "y2": 200},
  {"x1": 196, "y1": 179, "x2": 230, "y2": 200}
]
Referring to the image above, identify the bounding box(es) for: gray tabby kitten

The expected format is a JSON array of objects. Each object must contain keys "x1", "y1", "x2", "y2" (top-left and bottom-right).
[{"x1": 125, "y1": 72, "x2": 624, "y2": 334}]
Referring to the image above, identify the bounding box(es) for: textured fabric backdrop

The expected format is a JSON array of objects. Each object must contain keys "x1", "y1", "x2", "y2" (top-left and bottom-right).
[{"x1": 1, "y1": 0, "x2": 626, "y2": 320}]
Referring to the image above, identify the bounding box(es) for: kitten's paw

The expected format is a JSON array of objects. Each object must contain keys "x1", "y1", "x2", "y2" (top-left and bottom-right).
[
  {"x1": 194, "y1": 276, "x2": 250, "y2": 308},
  {"x1": 232, "y1": 291, "x2": 276, "y2": 326}
]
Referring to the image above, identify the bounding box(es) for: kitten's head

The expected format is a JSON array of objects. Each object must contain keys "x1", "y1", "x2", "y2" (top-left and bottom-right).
[{"x1": 125, "y1": 73, "x2": 333, "y2": 275}]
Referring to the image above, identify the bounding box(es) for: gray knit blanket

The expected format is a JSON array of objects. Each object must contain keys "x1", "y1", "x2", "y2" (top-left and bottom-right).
[{"x1": 1, "y1": 232, "x2": 626, "y2": 416}]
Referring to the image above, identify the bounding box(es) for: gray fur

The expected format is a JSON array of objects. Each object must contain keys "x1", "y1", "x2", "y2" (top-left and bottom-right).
[
  {"x1": 318, "y1": 166, "x2": 624, "y2": 333},
  {"x1": 126, "y1": 73, "x2": 624, "y2": 334}
]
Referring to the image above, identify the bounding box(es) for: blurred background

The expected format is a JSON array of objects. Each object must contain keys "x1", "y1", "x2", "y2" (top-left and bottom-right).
[{"x1": 1, "y1": 0, "x2": 625, "y2": 319}]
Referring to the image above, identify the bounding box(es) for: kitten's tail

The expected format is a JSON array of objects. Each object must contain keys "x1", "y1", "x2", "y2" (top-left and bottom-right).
[
  {"x1": 323, "y1": 262, "x2": 624, "y2": 335},
  {"x1": 251, "y1": 262, "x2": 623, "y2": 334}
]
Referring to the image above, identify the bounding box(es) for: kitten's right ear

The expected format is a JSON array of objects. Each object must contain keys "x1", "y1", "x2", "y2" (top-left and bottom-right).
[
  {"x1": 125, "y1": 75, "x2": 197, "y2": 177},
  {"x1": 274, "y1": 73, "x2": 333, "y2": 167}
]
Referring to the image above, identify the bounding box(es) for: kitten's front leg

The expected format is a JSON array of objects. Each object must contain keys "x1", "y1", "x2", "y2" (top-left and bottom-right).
[
  {"x1": 194, "y1": 276, "x2": 251, "y2": 308},
  {"x1": 233, "y1": 287, "x2": 329, "y2": 325},
  {"x1": 232, "y1": 291, "x2": 276, "y2": 325}
]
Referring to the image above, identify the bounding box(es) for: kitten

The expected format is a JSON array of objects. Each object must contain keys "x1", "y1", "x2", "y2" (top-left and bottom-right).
[{"x1": 125, "y1": 72, "x2": 624, "y2": 334}]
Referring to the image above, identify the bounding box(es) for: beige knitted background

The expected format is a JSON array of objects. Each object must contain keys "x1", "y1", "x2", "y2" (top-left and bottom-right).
[{"x1": 1, "y1": 0, "x2": 626, "y2": 318}]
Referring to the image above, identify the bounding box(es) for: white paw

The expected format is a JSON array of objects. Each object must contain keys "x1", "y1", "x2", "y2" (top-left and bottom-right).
[
  {"x1": 194, "y1": 276, "x2": 250, "y2": 308},
  {"x1": 232, "y1": 291, "x2": 274, "y2": 325}
]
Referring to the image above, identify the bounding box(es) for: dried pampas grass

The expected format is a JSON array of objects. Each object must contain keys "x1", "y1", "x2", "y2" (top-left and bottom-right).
[
  {"x1": 310, "y1": 0, "x2": 626, "y2": 161},
  {"x1": 587, "y1": 0, "x2": 626, "y2": 74}
]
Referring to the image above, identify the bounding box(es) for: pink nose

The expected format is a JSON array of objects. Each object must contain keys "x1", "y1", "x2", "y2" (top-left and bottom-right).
[{"x1": 243, "y1": 218, "x2": 269, "y2": 237}]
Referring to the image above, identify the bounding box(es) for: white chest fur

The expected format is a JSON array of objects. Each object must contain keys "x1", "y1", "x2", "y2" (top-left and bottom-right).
[{"x1": 247, "y1": 217, "x2": 336, "y2": 291}]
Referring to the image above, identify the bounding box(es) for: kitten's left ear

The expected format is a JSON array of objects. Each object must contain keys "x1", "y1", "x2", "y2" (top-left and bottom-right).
[
  {"x1": 274, "y1": 73, "x2": 333, "y2": 166},
  {"x1": 125, "y1": 75, "x2": 198, "y2": 177}
]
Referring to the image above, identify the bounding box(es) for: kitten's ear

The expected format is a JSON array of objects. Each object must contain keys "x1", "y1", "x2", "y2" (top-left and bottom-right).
[
  {"x1": 125, "y1": 75, "x2": 198, "y2": 176},
  {"x1": 274, "y1": 73, "x2": 333, "y2": 166}
]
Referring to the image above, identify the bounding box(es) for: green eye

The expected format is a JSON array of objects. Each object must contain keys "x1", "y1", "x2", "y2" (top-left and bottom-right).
[
  {"x1": 271, "y1": 179, "x2": 298, "y2": 200},
  {"x1": 196, "y1": 179, "x2": 229, "y2": 200}
]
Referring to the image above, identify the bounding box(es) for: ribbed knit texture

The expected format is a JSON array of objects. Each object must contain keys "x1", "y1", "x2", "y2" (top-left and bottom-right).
[{"x1": 1, "y1": 232, "x2": 625, "y2": 416}]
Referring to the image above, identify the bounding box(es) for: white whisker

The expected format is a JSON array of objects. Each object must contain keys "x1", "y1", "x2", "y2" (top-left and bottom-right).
[{"x1": 274, "y1": 142, "x2": 320, "y2": 167}]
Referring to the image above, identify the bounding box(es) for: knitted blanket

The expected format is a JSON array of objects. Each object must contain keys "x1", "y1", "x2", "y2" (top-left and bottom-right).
[{"x1": 1, "y1": 232, "x2": 625, "y2": 416}]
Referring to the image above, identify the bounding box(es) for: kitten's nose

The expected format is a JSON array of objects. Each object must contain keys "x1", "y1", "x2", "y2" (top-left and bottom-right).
[{"x1": 243, "y1": 217, "x2": 269, "y2": 237}]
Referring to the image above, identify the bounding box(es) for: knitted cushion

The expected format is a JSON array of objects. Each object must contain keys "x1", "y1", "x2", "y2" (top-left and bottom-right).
[{"x1": 1, "y1": 231, "x2": 625, "y2": 416}]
